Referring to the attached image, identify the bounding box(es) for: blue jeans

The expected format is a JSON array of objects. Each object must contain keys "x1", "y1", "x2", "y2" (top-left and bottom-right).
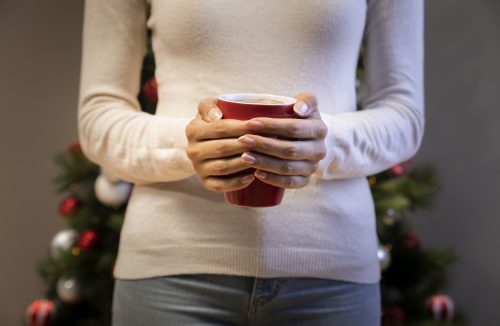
[{"x1": 112, "y1": 274, "x2": 380, "y2": 326}]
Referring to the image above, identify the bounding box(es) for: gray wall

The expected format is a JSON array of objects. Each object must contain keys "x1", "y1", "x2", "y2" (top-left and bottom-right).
[
  {"x1": 0, "y1": 0, "x2": 83, "y2": 324},
  {"x1": 0, "y1": 1, "x2": 498, "y2": 325},
  {"x1": 416, "y1": 1, "x2": 500, "y2": 325}
]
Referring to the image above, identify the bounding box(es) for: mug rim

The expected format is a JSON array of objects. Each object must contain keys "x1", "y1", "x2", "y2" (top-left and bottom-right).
[{"x1": 217, "y1": 93, "x2": 296, "y2": 105}]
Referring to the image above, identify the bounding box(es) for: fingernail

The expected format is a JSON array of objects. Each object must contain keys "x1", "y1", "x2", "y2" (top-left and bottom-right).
[
  {"x1": 294, "y1": 101, "x2": 309, "y2": 116},
  {"x1": 241, "y1": 175, "x2": 255, "y2": 183},
  {"x1": 254, "y1": 170, "x2": 267, "y2": 179},
  {"x1": 247, "y1": 120, "x2": 263, "y2": 130},
  {"x1": 238, "y1": 136, "x2": 256, "y2": 147},
  {"x1": 208, "y1": 108, "x2": 223, "y2": 121},
  {"x1": 241, "y1": 153, "x2": 256, "y2": 164}
]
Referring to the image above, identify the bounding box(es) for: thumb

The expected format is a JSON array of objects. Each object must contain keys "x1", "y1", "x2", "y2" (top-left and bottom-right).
[
  {"x1": 293, "y1": 92, "x2": 319, "y2": 118},
  {"x1": 198, "y1": 98, "x2": 223, "y2": 122}
]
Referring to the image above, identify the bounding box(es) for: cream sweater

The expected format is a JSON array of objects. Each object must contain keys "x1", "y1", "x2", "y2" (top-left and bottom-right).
[{"x1": 78, "y1": 0, "x2": 424, "y2": 284}]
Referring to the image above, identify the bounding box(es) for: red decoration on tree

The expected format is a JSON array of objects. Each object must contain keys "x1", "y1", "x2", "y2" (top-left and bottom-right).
[
  {"x1": 78, "y1": 230, "x2": 99, "y2": 250},
  {"x1": 382, "y1": 305, "x2": 406, "y2": 326},
  {"x1": 426, "y1": 294, "x2": 455, "y2": 322},
  {"x1": 25, "y1": 299, "x2": 56, "y2": 326},
  {"x1": 400, "y1": 232, "x2": 422, "y2": 250},
  {"x1": 390, "y1": 159, "x2": 414, "y2": 177},
  {"x1": 58, "y1": 197, "x2": 79, "y2": 217},
  {"x1": 390, "y1": 164, "x2": 405, "y2": 177},
  {"x1": 142, "y1": 76, "x2": 158, "y2": 105},
  {"x1": 67, "y1": 140, "x2": 82, "y2": 155}
]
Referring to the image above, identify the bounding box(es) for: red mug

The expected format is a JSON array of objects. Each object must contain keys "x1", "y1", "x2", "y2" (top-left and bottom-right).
[{"x1": 216, "y1": 93, "x2": 297, "y2": 207}]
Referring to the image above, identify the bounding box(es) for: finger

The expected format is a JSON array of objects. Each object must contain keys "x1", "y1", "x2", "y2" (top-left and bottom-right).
[
  {"x1": 201, "y1": 156, "x2": 250, "y2": 177},
  {"x1": 198, "y1": 98, "x2": 223, "y2": 122},
  {"x1": 188, "y1": 138, "x2": 254, "y2": 161},
  {"x1": 240, "y1": 152, "x2": 318, "y2": 176},
  {"x1": 186, "y1": 118, "x2": 249, "y2": 141},
  {"x1": 246, "y1": 118, "x2": 327, "y2": 139},
  {"x1": 238, "y1": 135, "x2": 326, "y2": 161},
  {"x1": 203, "y1": 173, "x2": 255, "y2": 192},
  {"x1": 293, "y1": 92, "x2": 320, "y2": 118},
  {"x1": 253, "y1": 170, "x2": 310, "y2": 189}
]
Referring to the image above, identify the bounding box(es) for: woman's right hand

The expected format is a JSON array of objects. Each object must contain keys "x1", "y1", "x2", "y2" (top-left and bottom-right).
[{"x1": 185, "y1": 98, "x2": 255, "y2": 192}]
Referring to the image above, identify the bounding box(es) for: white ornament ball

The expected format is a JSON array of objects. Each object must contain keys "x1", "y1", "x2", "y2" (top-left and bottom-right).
[
  {"x1": 56, "y1": 276, "x2": 81, "y2": 304},
  {"x1": 100, "y1": 167, "x2": 121, "y2": 184},
  {"x1": 50, "y1": 229, "x2": 78, "y2": 259},
  {"x1": 94, "y1": 174, "x2": 132, "y2": 206},
  {"x1": 377, "y1": 244, "x2": 391, "y2": 271}
]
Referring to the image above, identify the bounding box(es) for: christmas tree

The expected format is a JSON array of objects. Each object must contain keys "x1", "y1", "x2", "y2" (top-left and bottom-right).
[{"x1": 27, "y1": 33, "x2": 465, "y2": 326}]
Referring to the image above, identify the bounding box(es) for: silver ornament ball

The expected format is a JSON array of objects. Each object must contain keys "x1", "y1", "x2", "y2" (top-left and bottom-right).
[
  {"x1": 50, "y1": 229, "x2": 78, "y2": 259},
  {"x1": 57, "y1": 276, "x2": 81, "y2": 304},
  {"x1": 377, "y1": 244, "x2": 391, "y2": 271},
  {"x1": 94, "y1": 174, "x2": 132, "y2": 206}
]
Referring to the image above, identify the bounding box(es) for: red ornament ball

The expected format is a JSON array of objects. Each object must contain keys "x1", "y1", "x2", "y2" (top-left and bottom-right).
[
  {"x1": 426, "y1": 294, "x2": 455, "y2": 322},
  {"x1": 67, "y1": 140, "x2": 82, "y2": 154},
  {"x1": 382, "y1": 305, "x2": 406, "y2": 326},
  {"x1": 390, "y1": 164, "x2": 405, "y2": 176},
  {"x1": 142, "y1": 76, "x2": 158, "y2": 105},
  {"x1": 25, "y1": 299, "x2": 56, "y2": 326},
  {"x1": 400, "y1": 232, "x2": 422, "y2": 250},
  {"x1": 58, "y1": 197, "x2": 79, "y2": 217},
  {"x1": 78, "y1": 230, "x2": 99, "y2": 250}
]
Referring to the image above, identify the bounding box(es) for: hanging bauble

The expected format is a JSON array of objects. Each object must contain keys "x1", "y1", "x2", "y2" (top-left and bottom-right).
[
  {"x1": 378, "y1": 244, "x2": 391, "y2": 271},
  {"x1": 390, "y1": 159, "x2": 414, "y2": 177},
  {"x1": 56, "y1": 276, "x2": 81, "y2": 304},
  {"x1": 78, "y1": 229, "x2": 99, "y2": 250},
  {"x1": 382, "y1": 305, "x2": 406, "y2": 326},
  {"x1": 100, "y1": 167, "x2": 121, "y2": 184},
  {"x1": 50, "y1": 229, "x2": 78, "y2": 259},
  {"x1": 67, "y1": 140, "x2": 82, "y2": 155},
  {"x1": 400, "y1": 232, "x2": 422, "y2": 250},
  {"x1": 25, "y1": 299, "x2": 56, "y2": 326},
  {"x1": 58, "y1": 196, "x2": 79, "y2": 217},
  {"x1": 390, "y1": 164, "x2": 405, "y2": 177},
  {"x1": 426, "y1": 294, "x2": 455, "y2": 322},
  {"x1": 94, "y1": 174, "x2": 132, "y2": 207},
  {"x1": 142, "y1": 76, "x2": 158, "y2": 105}
]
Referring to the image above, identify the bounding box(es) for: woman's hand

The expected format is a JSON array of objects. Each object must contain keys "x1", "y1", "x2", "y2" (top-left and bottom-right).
[
  {"x1": 185, "y1": 98, "x2": 256, "y2": 192},
  {"x1": 241, "y1": 93, "x2": 327, "y2": 188},
  {"x1": 199, "y1": 93, "x2": 328, "y2": 189}
]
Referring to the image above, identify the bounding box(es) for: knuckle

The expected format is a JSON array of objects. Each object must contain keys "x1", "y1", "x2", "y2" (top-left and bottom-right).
[
  {"x1": 213, "y1": 143, "x2": 227, "y2": 157},
  {"x1": 280, "y1": 162, "x2": 294, "y2": 174},
  {"x1": 284, "y1": 144, "x2": 299, "y2": 158},
  {"x1": 212, "y1": 122, "x2": 227, "y2": 138},
  {"x1": 289, "y1": 123, "x2": 303, "y2": 137},
  {"x1": 212, "y1": 161, "x2": 228, "y2": 174},
  {"x1": 205, "y1": 179, "x2": 223, "y2": 192},
  {"x1": 186, "y1": 146, "x2": 197, "y2": 160},
  {"x1": 317, "y1": 143, "x2": 327, "y2": 160},
  {"x1": 284, "y1": 177, "x2": 297, "y2": 188},
  {"x1": 259, "y1": 140, "x2": 271, "y2": 152},
  {"x1": 185, "y1": 122, "x2": 195, "y2": 140},
  {"x1": 317, "y1": 122, "x2": 328, "y2": 139},
  {"x1": 312, "y1": 143, "x2": 327, "y2": 161},
  {"x1": 198, "y1": 98, "x2": 212, "y2": 113},
  {"x1": 311, "y1": 163, "x2": 320, "y2": 174}
]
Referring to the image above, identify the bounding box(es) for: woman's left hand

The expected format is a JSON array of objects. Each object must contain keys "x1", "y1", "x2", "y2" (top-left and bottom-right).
[{"x1": 200, "y1": 92, "x2": 328, "y2": 189}]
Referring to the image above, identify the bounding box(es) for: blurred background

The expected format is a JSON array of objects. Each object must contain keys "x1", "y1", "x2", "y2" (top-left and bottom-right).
[{"x1": 0, "y1": 0, "x2": 499, "y2": 325}]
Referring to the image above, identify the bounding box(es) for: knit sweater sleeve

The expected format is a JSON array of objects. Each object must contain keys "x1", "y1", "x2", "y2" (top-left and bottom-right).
[
  {"x1": 77, "y1": 0, "x2": 195, "y2": 185},
  {"x1": 316, "y1": 0, "x2": 424, "y2": 179}
]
